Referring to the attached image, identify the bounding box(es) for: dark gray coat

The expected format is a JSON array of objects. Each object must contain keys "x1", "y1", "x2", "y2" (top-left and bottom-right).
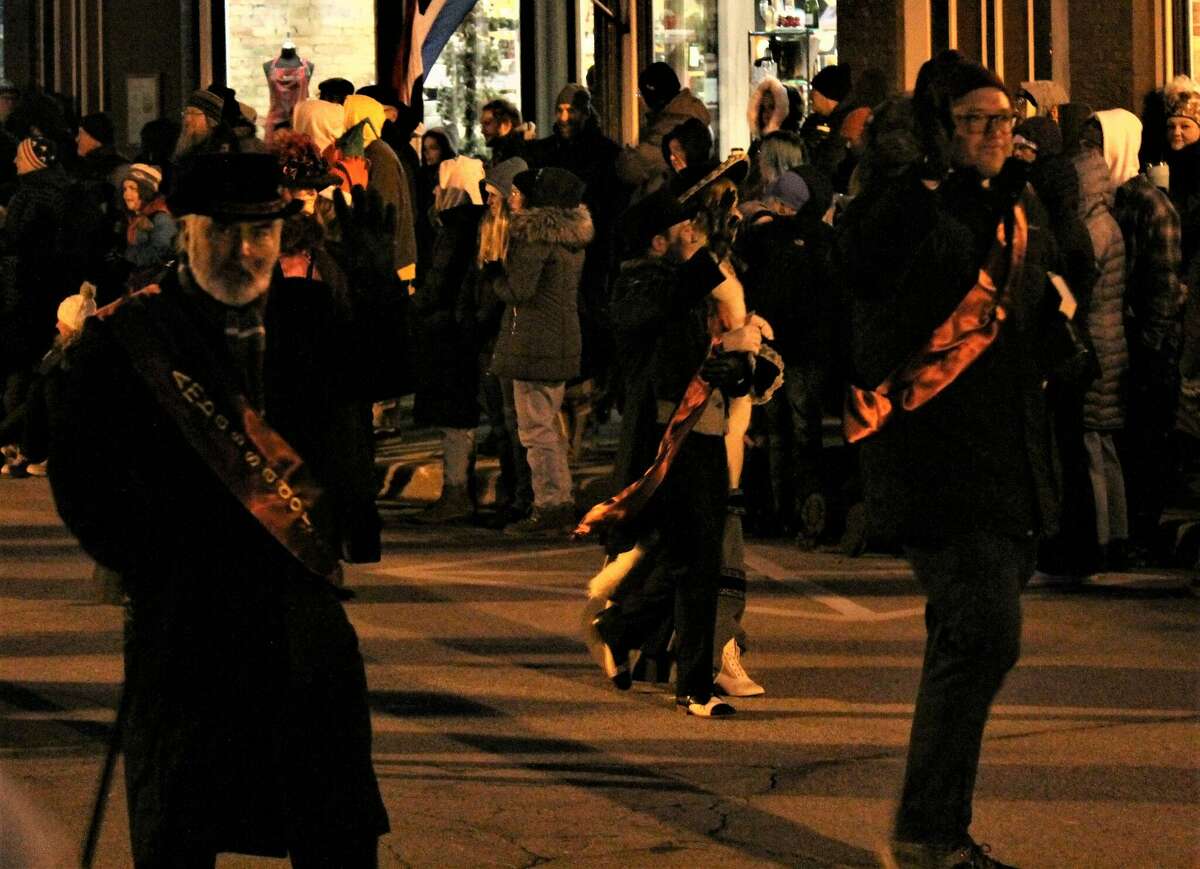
[
  {"x1": 490, "y1": 204, "x2": 593, "y2": 382},
  {"x1": 1076, "y1": 147, "x2": 1129, "y2": 431}
]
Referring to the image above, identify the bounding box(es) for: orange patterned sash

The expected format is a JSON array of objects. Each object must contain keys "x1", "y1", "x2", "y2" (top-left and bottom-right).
[
  {"x1": 573, "y1": 362, "x2": 716, "y2": 538},
  {"x1": 844, "y1": 197, "x2": 1029, "y2": 443}
]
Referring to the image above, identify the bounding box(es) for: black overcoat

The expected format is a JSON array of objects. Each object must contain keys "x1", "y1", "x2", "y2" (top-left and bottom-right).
[{"x1": 46, "y1": 266, "x2": 402, "y2": 860}]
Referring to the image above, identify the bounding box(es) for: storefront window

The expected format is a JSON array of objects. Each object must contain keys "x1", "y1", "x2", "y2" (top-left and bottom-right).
[
  {"x1": 652, "y1": 0, "x2": 720, "y2": 151},
  {"x1": 749, "y1": 0, "x2": 837, "y2": 120},
  {"x1": 1192, "y1": 0, "x2": 1200, "y2": 75},
  {"x1": 424, "y1": 0, "x2": 520, "y2": 155},
  {"x1": 577, "y1": 0, "x2": 596, "y2": 83},
  {"x1": 224, "y1": 0, "x2": 376, "y2": 131}
]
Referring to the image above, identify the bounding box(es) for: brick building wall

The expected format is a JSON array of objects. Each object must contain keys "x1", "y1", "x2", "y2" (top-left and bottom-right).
[
  {"x1": 1002, "y1": 0, "x2": 1029, "y2": 91},
  {"x1": 837, "y1": 0, "x2": 903, "y2": 95},
  {"x1": 1067, "y1": 0, "x2": 1135, "y2": 110},
  {"x1": 225, "y1": 0, "x2": 376, "y2": 134}
]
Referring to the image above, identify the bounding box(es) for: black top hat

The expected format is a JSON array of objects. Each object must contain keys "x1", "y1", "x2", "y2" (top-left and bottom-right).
[{"x1": 168, "y1": 152, "x2": 302, "y2": 221}]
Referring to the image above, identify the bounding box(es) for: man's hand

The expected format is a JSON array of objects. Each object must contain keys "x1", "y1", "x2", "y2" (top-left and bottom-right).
[{"x1": 332, "y1": 186, "x2": 397, "y2": 290}]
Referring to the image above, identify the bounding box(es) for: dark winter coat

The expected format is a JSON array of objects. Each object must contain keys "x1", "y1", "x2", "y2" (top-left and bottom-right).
[
  {"x1": 609, "y1": 255, "x2": 680, "y2": 488},
  {"x1": 526, "y1": 123, "x2": 624, "y2": 366},
  {"x1": 0, "y1": 166, "x2": 76, "y2": 368},
  {"x1": 366, "y1": 138, "x2": 418, "y2": 278},
  {"x1": 46, "y1": 266, "x2": 404, "y2": 860},
  {"x1": 490, "y1": 204, "x2": 593, "y2": 382},
  {"x1": 737, "y1": 210, "x2": 836, "y2": 366},
  {"x1": 413, "y1": 202, "x2": 485, "y2": 428},
  {"x1": 841, "y1": 170, "x2": 1060, "y2": 544},
  {"x1": 616, "y1": 88, "x2": 711, "y2": 199},
  {"x1": 488, "y1": 128, "x2": 529, "y2": 166},
  {"x1": 607, "y1": 249, "x2": 726, "y2": 551},
  {"x1": 1075, "y1": 147, "x2": 1129, "y2": 431}
]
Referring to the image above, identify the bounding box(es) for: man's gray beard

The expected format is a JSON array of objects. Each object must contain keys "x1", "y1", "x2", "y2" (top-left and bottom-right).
[{"x1": 173, "y1": 126, "x2": 210, "y2": 161}]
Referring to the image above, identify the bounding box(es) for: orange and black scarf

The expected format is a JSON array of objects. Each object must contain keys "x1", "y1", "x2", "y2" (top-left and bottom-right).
[{"x1": 844, "y1": 194, "x2": 1029, "y2": 443}]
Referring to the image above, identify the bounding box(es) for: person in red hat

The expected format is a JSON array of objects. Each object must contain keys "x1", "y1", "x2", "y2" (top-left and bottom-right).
[{"x1": 46, "y1": 151, "x2": 408, "y2": 867}]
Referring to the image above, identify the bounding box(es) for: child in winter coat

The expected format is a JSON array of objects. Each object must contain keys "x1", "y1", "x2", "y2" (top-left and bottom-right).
[{"x1": 121, "y1": 163, "x2": 176, "y2": 291}]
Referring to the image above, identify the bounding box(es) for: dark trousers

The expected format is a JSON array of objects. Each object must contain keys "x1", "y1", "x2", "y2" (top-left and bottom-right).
[
  {"x1": 764, "y1": 359, "x2": 826, "y2": 526},
  {"x1": 894, "y1": 530, "x2": 1034, "y2": 845},
  {"x1": 600, "y1": 431, "x2": 728, "y2": 700}
]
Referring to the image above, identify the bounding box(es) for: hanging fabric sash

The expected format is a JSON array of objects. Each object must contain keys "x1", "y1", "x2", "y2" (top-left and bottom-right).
[
  {"x1": 98, "y1": 288, "x2": 340, "y2": 582},
  {"x1": 573, "y1": 358, "x2": 716, "y2": 538},
  {"x1": 844, "y1": 195, "x2": 1030, "y2": 443}
]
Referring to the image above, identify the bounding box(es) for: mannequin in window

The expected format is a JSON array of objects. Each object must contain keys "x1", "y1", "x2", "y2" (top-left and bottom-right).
[{"x1": 264, "y1": 37, "x2": 313, "y2": 144}]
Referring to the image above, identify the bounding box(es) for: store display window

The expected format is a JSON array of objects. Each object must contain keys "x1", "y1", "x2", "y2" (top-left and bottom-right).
[
  {"x1": 651, "y1": 0, "x2": 721, "y2": 150},
  {"x1": 749, "y1": 0, "x2": 837, "y2": 118}
]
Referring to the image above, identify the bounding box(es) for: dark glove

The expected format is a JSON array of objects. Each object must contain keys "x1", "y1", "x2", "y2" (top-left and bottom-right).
[
  {"x1": 992, "y1": 157, "x2": 1030, "y2": 207},
  {"x1": 700, "y1": 351, "x2": 752, "y2": 396},
  {"x1": 332, "y1": 186, "x2": 397, "y2": 292}
]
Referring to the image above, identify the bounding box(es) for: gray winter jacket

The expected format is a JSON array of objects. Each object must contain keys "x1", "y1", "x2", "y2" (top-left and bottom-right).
[
  {"x1": 1076, "y1": 147, "x2": 1129, "y2": 430},
  {"x1": 490, "y1": 204, "x2": 594, "y2": 382}
]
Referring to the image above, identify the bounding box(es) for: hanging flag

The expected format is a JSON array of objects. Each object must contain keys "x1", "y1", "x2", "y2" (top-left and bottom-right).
[{"x1": 393, "y1": 0, "x2": 481, "y2": 118}]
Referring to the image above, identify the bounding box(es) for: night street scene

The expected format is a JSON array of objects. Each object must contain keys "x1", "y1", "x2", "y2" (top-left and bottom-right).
[{"x1": 0, "y1": 1, "x2": 1197, "y2": 867}]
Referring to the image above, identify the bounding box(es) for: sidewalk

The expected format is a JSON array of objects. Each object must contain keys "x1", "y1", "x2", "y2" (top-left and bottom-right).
[{"x1": 370, "y1": 400, "x2": 1200, "y2": 572}]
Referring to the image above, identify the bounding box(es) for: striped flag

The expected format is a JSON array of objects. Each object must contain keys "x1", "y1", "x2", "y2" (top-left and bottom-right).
[{"x1": 393, "y1": 0, "x2": 481, "y2": 114}]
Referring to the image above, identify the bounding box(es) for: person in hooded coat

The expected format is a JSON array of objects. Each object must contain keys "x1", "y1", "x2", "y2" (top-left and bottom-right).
[
  {"x1": 488, "y1": 167, "x2": 594, "y2": 536},
  {"x1": 411, "y1": 154, "x2": 488, "y2": 524},
  {"x1": 616, "y1": 61, "x2": 711, "y2": 202},
  {"x1": 1096, "y1": 108, "x2": 1187, "y2": 559},
  {"x1": 737, "y1": 166, "x2": 836, "y2": 538},
  {"x1": 1071, "y1": 115, "x2": 1131, "y2": 568},
  {"x1": 344, "y1": 93, "x2": 418, "y2": 283}
]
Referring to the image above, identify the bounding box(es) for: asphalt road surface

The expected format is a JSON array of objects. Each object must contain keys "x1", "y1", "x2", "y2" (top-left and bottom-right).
[{"x1": 1, "y1": 478, "x2": 1196, "y2": 868}]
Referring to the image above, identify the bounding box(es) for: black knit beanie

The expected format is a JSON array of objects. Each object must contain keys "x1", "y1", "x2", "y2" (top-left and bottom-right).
[
  {"x1": 79, "y1": 112, "x2": 115, "y2": 146},
  {"x1": 639, "y1": 62, "x2": 682, "y2": 111},
  {"x1": 811, "y1": 65, "x2": 852, "y2": 103}
]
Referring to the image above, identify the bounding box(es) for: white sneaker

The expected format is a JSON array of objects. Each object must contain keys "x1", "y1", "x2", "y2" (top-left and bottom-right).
[
  {"x1": 676, "y1": 695, "x2": 736, "y2": 717},
  {"x1": 714, "y1": 638, "x2": 765, "y2": 697},
  {"x1": 24, "y1": 461, "x2": 46, "y2": 477}
]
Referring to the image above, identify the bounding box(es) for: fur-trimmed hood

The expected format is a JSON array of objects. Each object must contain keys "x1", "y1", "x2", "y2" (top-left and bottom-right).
[
  {"x1": 509, "y1": 204, "x2": 594, "y2": 250},
  {"x1": 748, "y1": 77, "x2": 789, "y2": 138}
]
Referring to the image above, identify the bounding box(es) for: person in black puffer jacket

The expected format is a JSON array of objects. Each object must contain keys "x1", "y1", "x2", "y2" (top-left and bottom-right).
[
  {"x1": 1, "y1": 136, "x2": 75, "y2": 420},
  {"x1": 737, "y1": 166, "x2": 836, "y2": 536}
]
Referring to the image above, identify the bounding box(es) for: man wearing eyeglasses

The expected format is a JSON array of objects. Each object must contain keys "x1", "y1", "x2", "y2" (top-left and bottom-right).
[{"x1": 845, "y1": 52, "x2": 1060, "y2": 869}]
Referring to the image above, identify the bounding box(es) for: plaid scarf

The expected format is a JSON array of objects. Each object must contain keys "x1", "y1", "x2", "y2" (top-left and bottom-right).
[{"x1": 179, "y1": 267, "x2": 268, "y2": 412}]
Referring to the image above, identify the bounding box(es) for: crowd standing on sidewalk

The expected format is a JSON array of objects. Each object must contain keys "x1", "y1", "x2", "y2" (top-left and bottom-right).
[{"x1": 0, "y1": 45, "x2": 1197, "y2": 869}]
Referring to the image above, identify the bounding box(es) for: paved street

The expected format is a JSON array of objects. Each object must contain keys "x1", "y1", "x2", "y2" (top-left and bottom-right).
[{"x1": 1, "y1": 475, "x2": 1197, "y2": 868}]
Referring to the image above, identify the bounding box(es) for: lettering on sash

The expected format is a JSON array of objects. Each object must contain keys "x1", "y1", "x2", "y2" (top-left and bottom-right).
[{"x1": 171, "y1": 368, "x2": 314, "y2": 524}]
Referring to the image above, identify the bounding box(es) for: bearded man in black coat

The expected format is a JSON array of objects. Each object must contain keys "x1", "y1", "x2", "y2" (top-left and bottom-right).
[{"x1": 47, "y1": 153, "x2": 403, "y2": 867}]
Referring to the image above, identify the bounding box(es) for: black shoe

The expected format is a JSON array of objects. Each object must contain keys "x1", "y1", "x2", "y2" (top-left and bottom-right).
[{"x1": 885, "y1": 838, "x2": 1018, "y2": 869}]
